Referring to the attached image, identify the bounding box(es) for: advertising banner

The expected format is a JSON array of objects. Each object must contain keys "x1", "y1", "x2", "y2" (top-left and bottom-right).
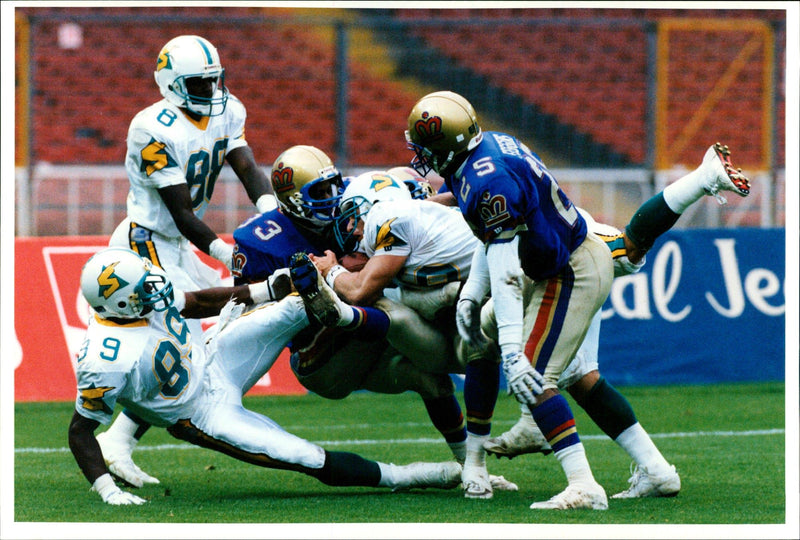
[
  {"x1": 13, "y1": 236, "x2": 305, "y2": 402},
  {"x1": 13, "y1": 229, "x2": 785, "y2": 401},
  {"x1": 598, "y1": 228, "x2": 785, "y2": 386}
]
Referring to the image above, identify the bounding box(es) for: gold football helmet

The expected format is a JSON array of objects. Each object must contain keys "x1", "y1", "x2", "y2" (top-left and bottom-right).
[
  {"x1": 405, "y1": 91, "x2": 482, "y2": 176},
  {"x1": 270, "y1": 145, "x2": 346, "y2": 227},
  {"x1": 386, "y1": 166, "x2": 436, "y2": 200}
]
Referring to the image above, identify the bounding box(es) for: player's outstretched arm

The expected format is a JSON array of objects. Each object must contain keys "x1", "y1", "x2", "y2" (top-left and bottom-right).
[
  {"x1": 181, "y1": 273, "x2": 290, "y2": 319},
  {"x1": 68, "y1": 411, "x2": 146, "y2": 505}
]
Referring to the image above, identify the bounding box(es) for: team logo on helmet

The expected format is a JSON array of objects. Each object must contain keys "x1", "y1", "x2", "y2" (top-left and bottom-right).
[
  {"x1": 414, "y1": 112, "x2": 444, "y2": 143},
  {"x1": 156, "y1": 49, "x2": 172, "y2": 72},
  {"x1": 272, "y1": 164, "x2": 295, "y2": 194},
  {"x1": 97, "y1": 262, "x2": 129, "y2": 300}
]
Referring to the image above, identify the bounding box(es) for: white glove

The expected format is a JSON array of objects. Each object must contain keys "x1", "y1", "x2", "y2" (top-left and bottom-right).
[
  {"x1": 455, "y1": 298, "x2": 488, "y2": 347},
  {"x1": 209, "y1": 238, "x2": 234, "y2": 270},
  {"x1": 91, "y1": 473, "x2": 147, "y2": 505},
  {"x1": 249, "y1": 268, "x2": 292, "y2": 304},
  {"x1": 502, "y1": 351, "x2": 544, "y2": 405}
]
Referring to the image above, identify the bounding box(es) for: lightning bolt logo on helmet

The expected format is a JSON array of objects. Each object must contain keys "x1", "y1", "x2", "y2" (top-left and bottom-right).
[
  {"x1": 155, "y1": 48, "x2": 173, "y2": 72},
  {"x1": 97, "y1": 262, "x2": 130, "y2": 299}
]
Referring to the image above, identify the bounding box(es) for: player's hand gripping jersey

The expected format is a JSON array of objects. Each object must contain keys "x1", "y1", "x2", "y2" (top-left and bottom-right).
[
  {"x1": 124, "y1": 96, "x2": 248, "y2": 238},
  {"x1": 447, "y1": 132, "x2": 587, "y2": 281}
]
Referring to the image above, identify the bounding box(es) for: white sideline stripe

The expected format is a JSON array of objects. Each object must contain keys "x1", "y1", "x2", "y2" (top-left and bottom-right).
[{"x1": 14, "y1": 428, "x2": 785, "y2": 454}]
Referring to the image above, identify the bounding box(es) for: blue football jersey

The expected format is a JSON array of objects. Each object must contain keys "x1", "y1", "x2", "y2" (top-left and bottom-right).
[
  {"x1": 448, "y1": 131, "x2": 587, "y2": 281},
  {"x1": 231, "y1": 209, "x2": 331, "y2": 284}
]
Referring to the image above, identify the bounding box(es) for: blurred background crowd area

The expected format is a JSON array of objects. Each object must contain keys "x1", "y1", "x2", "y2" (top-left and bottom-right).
[{"x1": 13, "y1": 5, "x2": 788, "y2": 236}]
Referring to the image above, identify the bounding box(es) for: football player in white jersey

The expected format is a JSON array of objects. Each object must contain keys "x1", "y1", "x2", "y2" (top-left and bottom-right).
[
  {"x1": 69, "y1": 247, "x2": 461, "y2": 505},
  {"x1": 477, "y1": 142, "x2": 750, "y2": 499},
  {"x1": 101, "y1": 35, "x2": 277, "y2": 478},
  {"x1": 292, "y1": 171, "x2": 522, "y2": 500}
]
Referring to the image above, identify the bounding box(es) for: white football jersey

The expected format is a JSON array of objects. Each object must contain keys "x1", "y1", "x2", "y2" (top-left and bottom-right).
[
  {"x1": 123, "y1": 95, "x2": 249, "y2": 238},
  {"x1": 73, "y1": 304, "x2": 208, "y2": 428},
  {"x1": 361, "y1": 199, "x2": 480, "y2": 288}
]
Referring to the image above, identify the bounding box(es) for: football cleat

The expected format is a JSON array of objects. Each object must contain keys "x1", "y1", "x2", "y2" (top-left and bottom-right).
[
  {"x1": 289, "y1": 252, "x2": 347, "y2": 327},
  {"x1": 611, "y1": 463, "x2": 681, "y2": 499},
  {"x1": 488, "y1": 474, "x2": 519, "y2": 492},
  {"x1": 391, "y1": 461, "x2": 462, "y2": 491},
  {"x1": 461, "y1": 462, "x2": 493, "y2": 499},
  {"x1": 529, "y1": 481, "x2": 608, "y2": 510},
  {"x1": 484, "y1": 412, "x2": 553, "y2": 459},
  {"x1": 701, "y1": 142, "x2": 751, "y2": 205}
]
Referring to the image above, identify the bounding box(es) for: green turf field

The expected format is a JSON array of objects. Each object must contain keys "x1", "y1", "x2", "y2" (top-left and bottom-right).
[{"x1": 12, "y1": 382, "x2": 788, "y2": 534}]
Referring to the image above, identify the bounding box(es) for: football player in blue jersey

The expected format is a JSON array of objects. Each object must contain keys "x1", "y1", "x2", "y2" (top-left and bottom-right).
[
  {"x1": 406, "y1": 90, "x2": 612, "y2": 510},
  {"x1": 482, "y1": 143, "x2": 750, "y2": 499},
  {"x1": 406, "y1": 91, "x2": 753, "y2": 509},
  {"x1": 98, "y1": 35, "x2": 278, "y2": 485}
]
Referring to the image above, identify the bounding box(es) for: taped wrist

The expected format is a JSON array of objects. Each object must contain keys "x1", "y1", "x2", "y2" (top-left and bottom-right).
[
  {"x1": 248, "y1": 281, "x2": 271, "y2": 304},
  {"x1": 325, "y1": 264, "x2": 349, "y2": 289}
]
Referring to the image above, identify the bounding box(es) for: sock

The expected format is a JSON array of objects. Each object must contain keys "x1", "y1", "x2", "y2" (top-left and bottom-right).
[
  {"x1": 448, "y1": 440, "x2": 467, "y2": 464},
  {"x1": 662, "y1": 167, "x2": 707, "y2": 213},
  {"x1": 423, "y1": 395, "x2": 466, "y2": 445},
  {"x1": 463, "y1": 360, "x2": 500, "y2": 437},
  {"x1": 106, "y1": 410, "x2": 146, "y2": 446},
  {"x1": 121, "y1": 409, "x2": 151, "y2": 440},
  {"x1": 615, "y1": 423, "x2": 672, "y2": 476},
  {"x1": 554, "y1": 442, "x2": 596, "y2": 485},
  {"x1": 624, "y1": 193, "x2": 681, "y2": 251},
  {"x1": 529, "y1": 393, "x2": 580, "y2": 453},
  {"x1": 340, "y1": 306, "x2": 389, "y2": 337},
  {"x1": 574, "y1": 377, "x2": 637, "y2": 440},
  {"x1": 465, "y1": 433, "x2": 489, "y2": 468},
  {"x1": 314, "y1": 450, "x2": 381, "y2": 487}
]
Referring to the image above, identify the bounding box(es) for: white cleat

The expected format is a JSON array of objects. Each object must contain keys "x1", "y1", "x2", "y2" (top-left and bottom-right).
[
  {"x1": 529, "y1": 481, "x2": 608, "y2": 510},
  {"x1": 462, "y1": 462, "x2": 493, "y2": 499},
  {"x1": 289, "y1": 252, "x2": 349, "y2": 327},
  {"x1": 96, "y1": 431, "x2": 159, "y2": 488},
  {"x1": 701, "y1": 142, "x2": 751, "y2": 205},
  {"x1": 392, "y1": 461, "x2": 462, "y2": 491},
  {"x1": 484, "y1": 413, "x2": 552, "y2": 459},
  {"x1": 611, "y1": 463, "x2": 681, "y2": 499},
  {"x1": 488, "y1": 474, "x2": 518, "y2": 492}
]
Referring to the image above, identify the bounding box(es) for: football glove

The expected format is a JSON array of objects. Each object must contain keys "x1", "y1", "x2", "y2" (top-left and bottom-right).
[
  {"x1": 456, "y1": 298, "x2": 488, "y2": 347},
  {"x1": 92, "y1": 473, "x2": 147, "y2": 505},
  {"x1": 209, "y1": 238, "x2": 234, "y2": 270},
  {"x1": 502, "y1": 351, "x2": 544, "y2": 405}
]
